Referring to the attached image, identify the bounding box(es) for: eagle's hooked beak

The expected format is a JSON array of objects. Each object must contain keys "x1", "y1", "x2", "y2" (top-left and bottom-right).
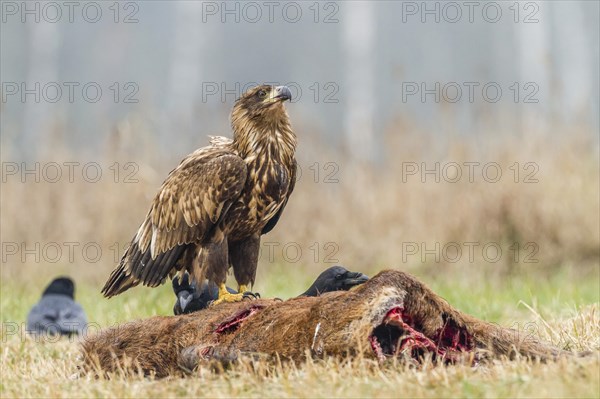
[{"x1": 269, "y1": 86, "x2": 292, "y2": 103}]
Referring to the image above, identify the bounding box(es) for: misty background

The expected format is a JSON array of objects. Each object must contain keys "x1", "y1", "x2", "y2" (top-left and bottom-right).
[{"x1": 2, "y1": 1, "x2": 599, "y2": 161}]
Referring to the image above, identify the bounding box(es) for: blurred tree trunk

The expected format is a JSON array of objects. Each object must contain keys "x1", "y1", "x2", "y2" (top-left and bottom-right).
[
  {"x1": 162, "y1": 2, "x2": 205, "y2": 152},
  {"x1": 342, "y1": 1, "x2": 376, "y2": 161},
  {"x1": 549, "y1": 2, "x2": 594, "y2": 127},
  {"x1": 514, "y1": 1, "x2": 550, "y2": 133},
  {"x1": 22, "y1": 22, "x2": 59, "y2": 159}
]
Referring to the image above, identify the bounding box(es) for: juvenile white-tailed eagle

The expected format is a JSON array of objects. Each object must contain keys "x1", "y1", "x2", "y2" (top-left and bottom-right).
[{"x1": 102, "y1": 85, "x2": 296, "y2": 305}]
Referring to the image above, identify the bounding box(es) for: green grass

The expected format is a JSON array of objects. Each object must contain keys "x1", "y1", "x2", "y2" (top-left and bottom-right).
[{"x1": 1, "y1": 266, "x2": 599, "y2": 398}]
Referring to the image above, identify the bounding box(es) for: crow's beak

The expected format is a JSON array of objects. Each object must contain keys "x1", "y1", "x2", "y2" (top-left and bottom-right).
[
  {"x1": 178, "y1": 291, "x2": 193, "y2": 313},
  {"x1": 344, "y1": 272, "x2": 369, "y2": 288},
  {"x1": 272, "y1": 85, "x2": 292, "y2": 102}
]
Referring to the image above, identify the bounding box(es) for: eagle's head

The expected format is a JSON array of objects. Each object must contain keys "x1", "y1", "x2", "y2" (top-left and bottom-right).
[
  {"x1": 231, "y1": 85, "x2": 293, "y2": 144},
  {"x1": 234, "y1": 84, "x2": 292, "y2": 116}
]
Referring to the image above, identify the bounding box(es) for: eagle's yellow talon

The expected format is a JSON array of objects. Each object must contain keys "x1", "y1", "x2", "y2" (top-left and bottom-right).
[
  {"x1": 238, "y1": 285, "x2": 260, "y2": 299},
  {"x1": 210, "y1": 284, "x2": 245, "y2": 306},
  {"x1": 209, "y1": 284, "x2": 259, "y2": 306},
  {"x1": 210, "y1": 293, "x2": 245, "y2": 306}
]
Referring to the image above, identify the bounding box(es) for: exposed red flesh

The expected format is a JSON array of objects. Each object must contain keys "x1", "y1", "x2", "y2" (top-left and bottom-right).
[
  {"x1": 214, "y1": 305, "x2": 263, "y2": 335},
  {"x1": 369, "y1": 307, "x2": 474, "y2": 364},
  {"x1": 369, "y1": 335, "x2": 385, "y2": 363}
]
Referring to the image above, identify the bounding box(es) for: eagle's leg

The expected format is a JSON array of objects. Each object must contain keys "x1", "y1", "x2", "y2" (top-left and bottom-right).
[
  {"x1": 203, "y1": 235, "x2": 246, "y2": 306},
  {"x1": 230, "y1": 234, "x2": 261, "y2": 298}
]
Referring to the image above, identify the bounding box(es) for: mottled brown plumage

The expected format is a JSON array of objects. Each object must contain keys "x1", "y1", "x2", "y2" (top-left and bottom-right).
[{"x1": 102, "y1": 85, "x2": 296, "y2": 302}]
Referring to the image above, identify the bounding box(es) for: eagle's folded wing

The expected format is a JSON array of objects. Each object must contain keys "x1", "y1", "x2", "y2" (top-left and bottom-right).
[
  {"x1": 262, "y1": 160, "x2": 297, "y2": 234},
  {"x1": 102, "y1": 151, "x2": 247, "y2": 297}
]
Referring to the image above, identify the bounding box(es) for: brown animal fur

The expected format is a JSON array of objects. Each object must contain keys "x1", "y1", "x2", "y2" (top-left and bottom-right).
[{"x1": 82, "y1": 270, "x2": 568, "y2": 377}]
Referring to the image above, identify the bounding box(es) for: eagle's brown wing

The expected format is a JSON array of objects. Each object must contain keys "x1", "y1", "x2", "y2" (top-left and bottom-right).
[
  {"x1": 102, "y1": 150, "x2": 247, "y2": 297},
  {"x1": 261, "y1": 160, "x2": 297, "y2": 234}
]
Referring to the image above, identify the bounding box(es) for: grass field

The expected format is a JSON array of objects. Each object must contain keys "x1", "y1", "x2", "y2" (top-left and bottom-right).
[
  {"x1": 1, "y1": 267, "x2": 599, "y2": 398},
  {"x1": 1, "y1": 130, "x2": 599, "y2": 398}
]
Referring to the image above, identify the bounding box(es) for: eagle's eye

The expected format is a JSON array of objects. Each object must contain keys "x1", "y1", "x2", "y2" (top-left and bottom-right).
[
  {"x1": 335, "y1": 274, "x2": 343, "y2": 280},
  {"x1": 257, "y1": 89, "x2": 267, "y2": 99}
]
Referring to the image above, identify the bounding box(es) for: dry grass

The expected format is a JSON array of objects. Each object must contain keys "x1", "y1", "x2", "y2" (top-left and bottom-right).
[
  {"x1": 1, "y1": 299, "x2": 598, "y2": 398},
  {"x1": 1, "y1": 127, "x2": 598, "y2": 285}
]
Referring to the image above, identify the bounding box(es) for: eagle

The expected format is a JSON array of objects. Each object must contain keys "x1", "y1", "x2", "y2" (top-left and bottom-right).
[{"x1": 102, "y1": 85, "x2": 296, "y2": 305}]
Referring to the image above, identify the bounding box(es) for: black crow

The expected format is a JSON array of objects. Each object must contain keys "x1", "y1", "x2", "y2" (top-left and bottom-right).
[
  {"x1": 298, "y1": 265, "x2": 369, "y2": 296},
  {"x1": 26, "y1": 277, "x2": 88, "y2": 336},
  {"x1": 172, "y1": 273, "x2": 236, "y2": 315},
  {"x1": 173, "y1": 266, "x2": 369, "y2": 315}
]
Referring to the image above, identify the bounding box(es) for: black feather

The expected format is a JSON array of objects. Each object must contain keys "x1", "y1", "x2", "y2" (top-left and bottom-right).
[{"x1": 172, "y1": 266, "x2": 369, "y2": 315}]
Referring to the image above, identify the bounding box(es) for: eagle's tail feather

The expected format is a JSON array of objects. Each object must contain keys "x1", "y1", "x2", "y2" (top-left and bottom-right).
[
  {"x1": 147, "y1": 245, "x2": 187, "y2": 287},
  {"x1": 101, "y1": 243, "x2": 188, "y2": 298},
  {"x1": 101, "y1": 260, "x2": 137, "y2": 298}
]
